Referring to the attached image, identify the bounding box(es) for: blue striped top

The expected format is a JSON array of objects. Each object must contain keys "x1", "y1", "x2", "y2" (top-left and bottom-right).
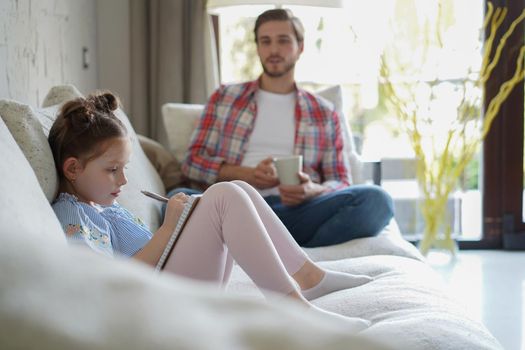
[{"x1": 52, "y1": 192, "x2": 152, "y2": 258}]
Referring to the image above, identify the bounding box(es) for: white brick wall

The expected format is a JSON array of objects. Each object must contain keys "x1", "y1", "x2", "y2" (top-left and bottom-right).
[{"x1": 0, "y1": 0, "x2": 98, "y2": 106}]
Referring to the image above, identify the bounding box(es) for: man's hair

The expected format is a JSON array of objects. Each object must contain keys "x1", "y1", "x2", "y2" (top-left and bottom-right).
[{"x1": 254, "y1": 8, "x2": 304, "y2": 43}]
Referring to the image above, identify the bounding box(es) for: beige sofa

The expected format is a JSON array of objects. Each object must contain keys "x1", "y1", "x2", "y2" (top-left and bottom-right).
[{"x1": 0, "y1": 85, "x2": 502, "y2": 349}]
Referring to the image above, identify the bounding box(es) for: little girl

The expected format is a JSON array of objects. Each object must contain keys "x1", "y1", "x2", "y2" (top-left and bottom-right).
[{"x1": 48, "y1": 91, "x2": 372, "y2": 330}]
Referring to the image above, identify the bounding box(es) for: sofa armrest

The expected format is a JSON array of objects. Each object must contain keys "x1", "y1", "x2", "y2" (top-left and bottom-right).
[{"x1": 362, "y1": 159, "x2": 382, "y2": 186}]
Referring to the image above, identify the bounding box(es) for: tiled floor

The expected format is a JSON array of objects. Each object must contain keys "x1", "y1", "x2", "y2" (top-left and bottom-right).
[{"x1": 428, "y1": 250, "x2": 525, "y2": 350}]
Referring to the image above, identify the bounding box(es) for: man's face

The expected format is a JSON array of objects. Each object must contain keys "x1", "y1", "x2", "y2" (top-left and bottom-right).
[{"x1": 256, "y1": 20, "x2": 303, "y2": 78}]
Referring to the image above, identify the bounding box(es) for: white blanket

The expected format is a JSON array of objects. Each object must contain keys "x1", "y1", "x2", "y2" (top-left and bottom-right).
[{"x1": 227, "y1": 255, "x2": 501, "y2": 349}]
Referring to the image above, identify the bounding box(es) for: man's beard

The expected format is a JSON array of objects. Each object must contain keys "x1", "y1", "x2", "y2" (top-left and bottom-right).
[{"x1": 261, "y1": 58, "x2": 296, "y2": 78}]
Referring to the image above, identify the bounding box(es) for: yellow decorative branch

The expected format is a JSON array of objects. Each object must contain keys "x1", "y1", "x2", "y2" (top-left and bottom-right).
[{"x1": 381, "y1": 2, "x2": 525, "y2": 256}]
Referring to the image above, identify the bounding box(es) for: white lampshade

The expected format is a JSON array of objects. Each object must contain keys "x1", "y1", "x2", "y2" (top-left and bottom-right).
[{"x1": 207, "y1": 0, "x2": 344, "y2": 13}]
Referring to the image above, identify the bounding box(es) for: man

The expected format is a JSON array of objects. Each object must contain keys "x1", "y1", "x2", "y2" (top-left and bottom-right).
[{"x1": 179, "y1": 8, "x2": 393, "y2": 247}]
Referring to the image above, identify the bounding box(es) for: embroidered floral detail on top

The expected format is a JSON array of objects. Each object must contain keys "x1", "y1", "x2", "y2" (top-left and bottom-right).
[
  {"x1": 65, "y1": 223, "x2": 110, "y2": 247},
  {"x1": 133, "y1": 216, "x2": 146, "y2": 228},
  {"x1": 65, "y1": 224, "x2": 81, "y2": 237}
]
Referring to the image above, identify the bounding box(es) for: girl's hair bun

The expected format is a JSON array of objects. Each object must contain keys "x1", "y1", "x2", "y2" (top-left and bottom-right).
[
  {"x1": 89, "y1": 91, "x2": 119, "y2": 113},
  {"x1": 59, "y1": 92, "x2": 119, "y2": 133},
  {"x1": 61, "y1": 98, "x2": 94, "y2": 131}
]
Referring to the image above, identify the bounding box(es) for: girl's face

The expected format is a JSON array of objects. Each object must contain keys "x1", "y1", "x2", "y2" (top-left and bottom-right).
[{"x1": 71, "y1": 137, "x2": 132, "y2": 206}]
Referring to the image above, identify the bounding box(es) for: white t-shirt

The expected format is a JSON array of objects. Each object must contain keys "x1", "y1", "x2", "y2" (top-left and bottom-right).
[{"x1": 242, "y1": 89, "x2": 295, "y2": 196}]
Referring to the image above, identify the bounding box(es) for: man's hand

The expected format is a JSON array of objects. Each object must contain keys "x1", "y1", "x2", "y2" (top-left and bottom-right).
[
  {"x1": 278, "y1": 171, "x2": 326, "y2": 206},
  {"x1": 218, "y1": 158, "x2": 278, "y2": 189},
  {"x1": 251, "y1": 157, "x2": 279, "y2": 189}
]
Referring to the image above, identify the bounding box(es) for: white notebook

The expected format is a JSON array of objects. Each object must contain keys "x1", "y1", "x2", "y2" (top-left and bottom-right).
[{"x1": 155, "y1": 195, "x2": 201, "y2": 271}]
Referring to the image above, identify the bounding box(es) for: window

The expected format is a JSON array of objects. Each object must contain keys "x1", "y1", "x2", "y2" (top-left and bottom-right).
[{"x1": 211, "y1": 0, "x2": 486, "y2": 241}]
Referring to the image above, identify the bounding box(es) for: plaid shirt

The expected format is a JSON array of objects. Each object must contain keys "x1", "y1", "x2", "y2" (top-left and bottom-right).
[{"x1": 181, "y1": 79, "x2": 352, "y2": 191}]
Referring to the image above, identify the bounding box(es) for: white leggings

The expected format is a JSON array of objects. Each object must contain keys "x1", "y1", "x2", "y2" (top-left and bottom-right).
[{"x1": 163, "y1": 181, "x2": 310, "y2": 295}]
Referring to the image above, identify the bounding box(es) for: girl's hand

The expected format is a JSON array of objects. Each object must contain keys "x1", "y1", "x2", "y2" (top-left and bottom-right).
[
  {"x1": 162, "y1": 192, "x2": 188, "y2": 232},
  {"x1": 135, "y1": 192, "x2": 189, "y2": 266}
]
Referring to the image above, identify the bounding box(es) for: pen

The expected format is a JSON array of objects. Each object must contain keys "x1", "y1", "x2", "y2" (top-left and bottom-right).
[{"x1": 141, "y1": 190, "x2": 169, "y2": 203}]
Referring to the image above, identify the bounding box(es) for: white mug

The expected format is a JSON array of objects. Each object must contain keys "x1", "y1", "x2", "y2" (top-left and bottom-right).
[{"x1": 274, "y1": 155, "x2": 303, "y2": 185}]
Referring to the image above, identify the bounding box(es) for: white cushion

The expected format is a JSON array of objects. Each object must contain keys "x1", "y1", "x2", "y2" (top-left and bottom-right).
[
  {"x1": 0, "y1": 100, "x2": 61, "y2": 202},
  {"x1": 112, "y1": 108, "x2": 166, "y2": 230},
  {"x1": 160, "y1": 103, "x2": 203, "y2": 163},
  {"x1": 0, "y1": 117, "x2": 66, "y2": 245},
  {"x1": 315, "y1": 85, "x2": 356, "y2": 152},
  {"x1": 304, "y1": 219, "x2": 424, "y2": 262},
  {"x1": 0, "y1": 85, "x2": 87, "y2": 203},
  {"x1": 41, "y1": 84, "x2": 84, "y2": 108},
  {"x1": 316, "y1": 85, "x2": 363, "y2": 184}
]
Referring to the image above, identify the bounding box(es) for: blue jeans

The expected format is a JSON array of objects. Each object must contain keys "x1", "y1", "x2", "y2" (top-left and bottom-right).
[
  {"x1": 167, "y1": 185, "x2": 394, "y2": 248},
  {"x1": 265, "y1": 185, "x2": 394, "y2": 247}
]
